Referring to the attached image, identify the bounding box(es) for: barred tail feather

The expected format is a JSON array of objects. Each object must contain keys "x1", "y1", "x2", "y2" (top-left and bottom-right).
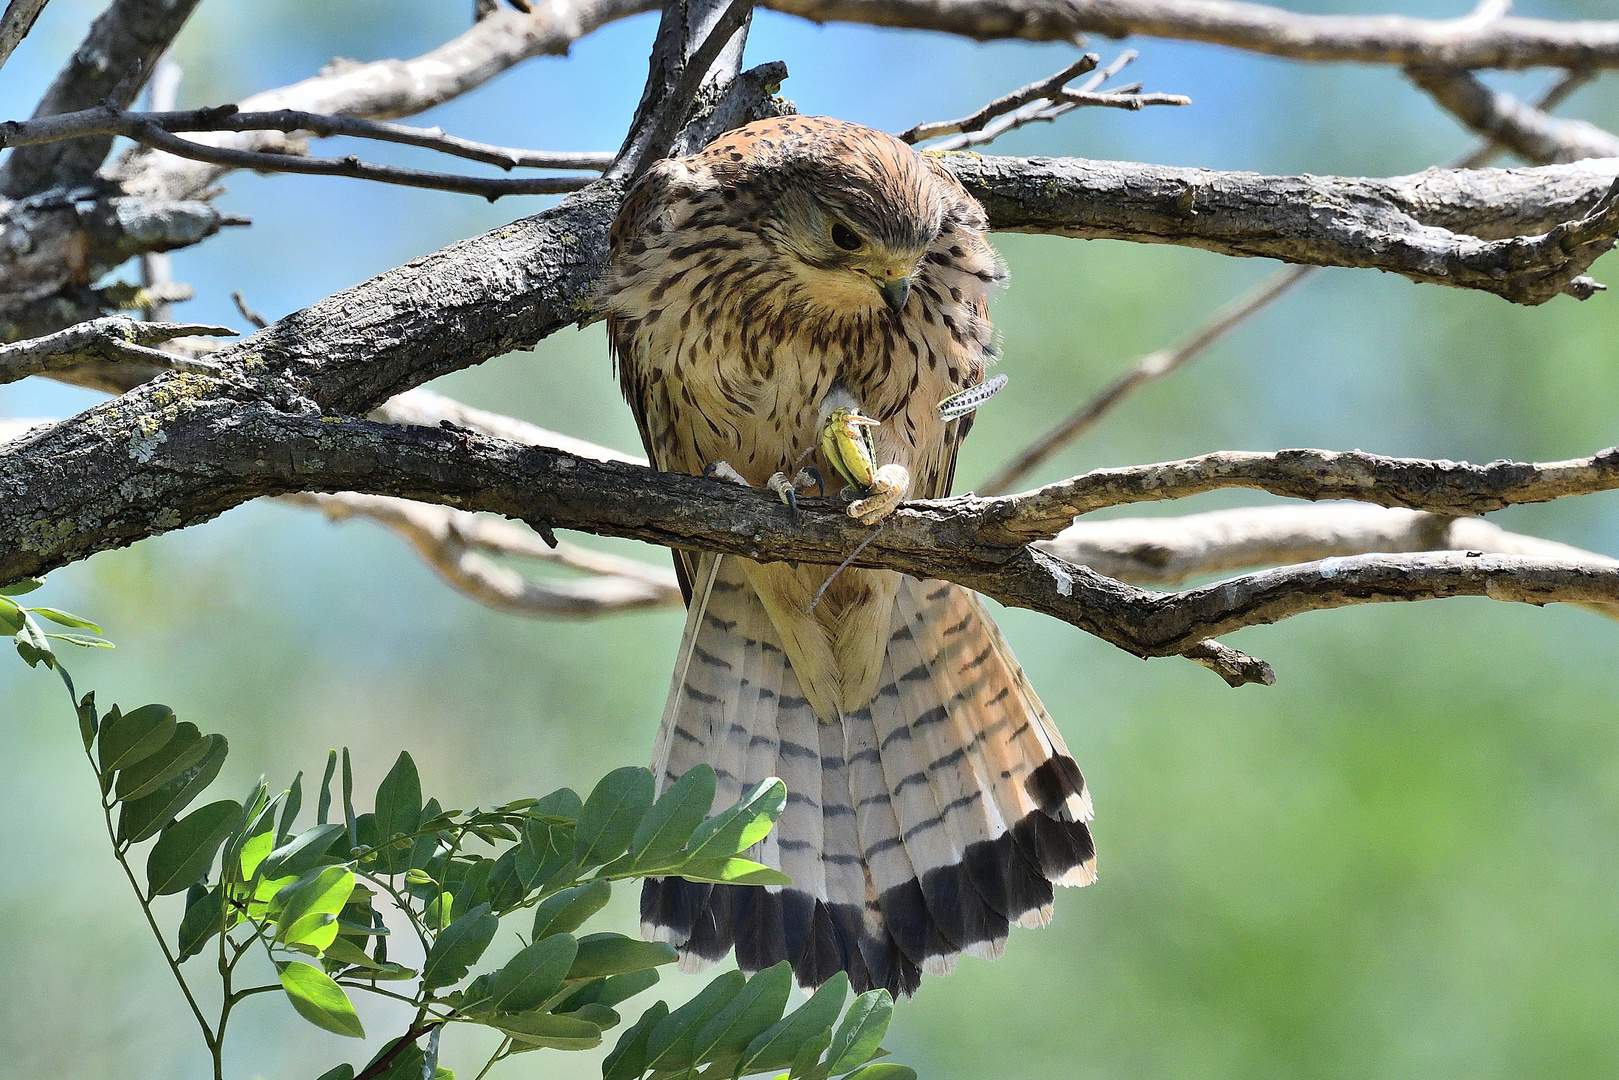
[{"x1": 641, "y1": 568, "x2": 1094, "y2": 997}]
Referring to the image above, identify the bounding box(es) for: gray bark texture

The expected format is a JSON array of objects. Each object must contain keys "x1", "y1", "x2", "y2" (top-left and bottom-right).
[
  {"x1": 763, "y1": 0, "x2": 1619, "y2": 68},
  {"x1": 942, "y1": 156, "x2": 1619, "y2": 304}
]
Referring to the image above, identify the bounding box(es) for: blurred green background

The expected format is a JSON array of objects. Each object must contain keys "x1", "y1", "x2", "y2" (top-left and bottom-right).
[{"x1": 5, "y1": 0, "x2": 1619, "y2": 1077}]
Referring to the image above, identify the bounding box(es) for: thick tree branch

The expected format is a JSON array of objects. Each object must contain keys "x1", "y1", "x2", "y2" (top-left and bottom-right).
[
  {"x1": 941, "y1": 155, "x2": 1619, "y2": 304},
  {"x1": 0, "y1": 0, "x2": 204, "y2": 196},
  {"x1": 762, "y1": 0, "x2": 1619, "y2": 69},
  {"x1": 1409, "y1": 67, "x2": 1619, "y2": 165},
  {"x1": 5, "y1": 402, "x2": 1619, "y2": 671},
  {"x1": 0, "y1": 316, "x2": 232, "y2": 384}
]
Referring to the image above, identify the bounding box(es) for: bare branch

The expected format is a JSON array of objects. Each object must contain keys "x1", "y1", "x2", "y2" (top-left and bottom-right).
[
  {"x1": 0, "y1": 103, "x2": 613, "y2": 174},
  {"x1": 374, "y1": 388, "x2": 644, "y2": 466},
  {"x1": 114, "y1": 118, "x2": 594, "y2": 201},
  {"x1": 0, "y1": 316, "x2": 233, "y2": 385},
  {"x1": 284, "y1": 492, "x2": 680, "y2": 617},
  {"x1": 899, "y1": 50, "x2": 1188, "y2": 151},
  {"x1": 990, "y1": 446, "x2": 1619, "y2": 542},
  {"x1": 899, "y1": 53, "x2": 1100, "y2": 144},
  {"x1": 760, "y1": 0, "x2": 1619, "y2": 70},
  {"x1": 231, "y1": 292, "x2": 268, "y2": 331},
  {"x1": 943, "y1": 155, "x2": 1619, "y2": 304},
  {"x1": 110, "y1": 0, "x2": 659, "y2": 200},
  {"x1": 1, "y1": 0, "x2": 205, "y2": 196},
  {"x1": 0, "y1": 0, "x2": 49, "y2": 74},
  {"x1": 1044, "y1": 501, "x2": 1619, "y2": 596},
  {"x1": 1410, "y1": 67, "x2": 1619, "y2": 165},
  {"x1": 1184, "y1": 640, "x2": 1275, "y2": 687}
]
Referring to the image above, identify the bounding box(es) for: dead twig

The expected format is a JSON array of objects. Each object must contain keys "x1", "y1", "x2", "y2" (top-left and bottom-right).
[
  {"x1": 903, "y1": 50, "x2": 1188, "y2": 151},
  {"x1": 0, "y1": 102, "x2": 615, "y2": 173},
  {"x1": 285, "y1": 492, "x2": 681, "y2": 618},
  {"x1": 0, "y1": 316, "x2": 233, "y2": 385}
]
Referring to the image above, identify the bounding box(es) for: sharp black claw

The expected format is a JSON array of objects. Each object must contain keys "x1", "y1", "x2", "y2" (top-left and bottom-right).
[
  {"x1": 803, "y1": 466, "x2": 825, "y2": 497},
  {"x1": 785, "y1": 488, "x2": 799, "y2": 525},
  {"x1": 701, "y1": 461, "x2": 720, "y2": 479}
]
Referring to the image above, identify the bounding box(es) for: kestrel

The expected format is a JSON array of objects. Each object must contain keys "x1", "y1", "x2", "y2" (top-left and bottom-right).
[{"x1": 598, "y1": 116, "x2": 1095, "y2": 997}]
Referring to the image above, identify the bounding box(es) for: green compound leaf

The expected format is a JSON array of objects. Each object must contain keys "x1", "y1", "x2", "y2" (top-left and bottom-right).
[
  {"x1": 487, "y1": 1010, "x2": 601, "y2": 1051},
  {"x1": 259, "y1": 822, "x2": 346, "y2": 881},
  {"x1": 676, "y1": 857, "x2": 792, "y2": 887},
  {"x1": 824, "y1": 990, "x2": 895, "y2": 1076},
  {"x1": 420, "y1": 903, "x2": 498, "y2": 990},
  {"x1": 278, "y1": 962, "x2": 365, "y2": 1038},
  {"x1": 177, "y1": 883, "x2": 226, "y2": 961},
  {"x1": 684, "y1": 778, "x2": 786, "y2": 861},
  {"x1": 603, "y1": 1000, "x2": 667, "y2": 1080},
  {"x1": 373, "y1": 751, "x2": 421, "y2": 874},
  {"x1": 114, "y1": 721, "x2": 207, "y2": 802},
  {"x1": 575, "y1": 767, "x2": 654, "y2": 870},
  {"x1": 274, "y1": 866, "x2": 356, "y2": 952},
  {"x1": 98, "y1": 704, "x2": 177, "y2": 776},
  {"x1": 629, "y1": 765, "x2": 715, "y2": 870},
  {"x1": 489, "y1": 932, "x2": 577, "y2": 1014},
  {"x1": 117, "y1": 733, "x2": 227, "y2": 843},
  {"x1": 0, "y1": 596, "x2": 22, "y2": 634},
  {"x1": 564, "y1": 933, "x2": 677, "y2": 982},
  {"x1": 31, "y1": 606, "x2": 102, "y2": 633},
  {"x1": 531, "y1": 879, "x2": 611, "y2": 940},
  {"x1": 146, "y1": 798, "x2": 241, "y2": 897},
  {"x1": 691, "y1": 960, "x2": 793, "y2": 1068},
  {"x1": 741, "y1": 971, "x2": 850, "y2": 1075},
  {"x1": 841, "y1": 1065, "x2": 917, "y2": 1080},
  {"x1": 646, "y1": 968, "x2": 745, "y2": 1072}
]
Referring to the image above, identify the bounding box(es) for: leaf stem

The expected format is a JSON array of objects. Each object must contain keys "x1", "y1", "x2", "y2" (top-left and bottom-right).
[
  {"x1": 471, "y1": 1036, "x2": 512, "y2": 1080},
  {"x1": 86, "y1": 741, "x2": 220, "y2": 1069}
]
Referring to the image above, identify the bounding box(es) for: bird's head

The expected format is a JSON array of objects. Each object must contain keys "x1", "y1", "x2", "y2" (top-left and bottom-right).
[{"x1": 708, "y1": 118, "x2": 949, "y2": 317}]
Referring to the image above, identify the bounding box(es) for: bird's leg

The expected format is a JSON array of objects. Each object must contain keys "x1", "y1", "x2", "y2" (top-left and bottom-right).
[
  {"x1": 765, "y1": 466, "x2": 826, "y2": 524},
  {"x1": 794, "y1": 466, "x2": 824, "y2": 497},
  {"x1": 847, "y1": 463, "x2": 910, "y2": 525},
  {"x1": 702, "y1": 460, "x2": 752, "y2": 487},
  {"x1": 817, "y1": 404, "x2": 911, "y2": 526}
]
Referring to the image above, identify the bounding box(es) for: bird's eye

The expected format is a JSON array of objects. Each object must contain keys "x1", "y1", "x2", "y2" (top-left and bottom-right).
[{"x1": 830, "y1": 222, "x2": 863, "y2": 251}]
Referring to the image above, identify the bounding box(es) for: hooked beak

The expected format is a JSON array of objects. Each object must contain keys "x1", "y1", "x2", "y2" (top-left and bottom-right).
[{"x1": 878, "y1": 276, "x2": 912, "y2": 316}]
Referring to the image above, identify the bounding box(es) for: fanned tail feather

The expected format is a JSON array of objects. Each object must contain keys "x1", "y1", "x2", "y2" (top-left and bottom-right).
[{"x1": 641, "y1": 567, "x2": 1094, "y2": 995}]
